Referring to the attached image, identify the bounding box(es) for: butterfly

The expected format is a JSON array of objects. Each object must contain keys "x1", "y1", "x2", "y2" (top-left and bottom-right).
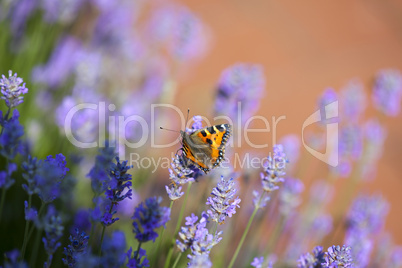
[{"x1": 181, "y1": 124, "x2": 232, "y2": 174}]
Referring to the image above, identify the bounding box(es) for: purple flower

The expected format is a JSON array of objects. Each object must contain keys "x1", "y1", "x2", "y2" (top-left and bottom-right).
[
  {"x1": 360, "y1": 119, "x2": 386, "y2": 180},
  {"x1": 325, "y1": 245, "x2": 354, "y2": 267},
  {"x1": 252, "y1": 190, "x2": 270, "y2": 209},
  {"x1": 88, "y1": 143, "x2": 116, "y2": 195},
  {"x1": 70, "y1": 209, "x2": 91, "y2": 233},
  {"x1": 9, "y1": 0, "x2": 38, "y2": 35},
  {"x1": 101, "y1": 231, "x2": 127, "y2": 267},
  {"x1": 347, "y1": 194, "x2": 389, "y2": 235},
  {"x1": 177, "y1": 213, "x2": 206, "y2": 252},
  {"x1": 0, "y1": 162, "x2": 17, "y2": 189},
  {"x1": 4, "y1": 249, "x2": 28, "y2": 268},
  {"x1": 215, "y1": 64, "x2": 265, "y2": 124},
  {"x1": 372, "y1": 69, "x2": 402, "y2": 116},
  {"x1": 105, "y1": 157, "x2": 133, "y2": 203},
  {"x1": 32, "y1": 36, "x2": 81, "y2": 89},
  {"x1": 24, "y1": 200, "x2": 38, "y2": 221},
  {"x1": 166, "y1": 153, "x2": 200, "y2": 201},
  {"x1": 344, "y1": 232, "x2": 372, "y2": 268},
  {"x1": 251, "y1": 257, "x2": 265, "y2": 268},
  {"x1": 297, "y1": 246, "x2": 325, "y2": 268},
  {"x1": 42, "y1": 205, "x2": 64, "y2": 268},
  {"x1": 206, "y1": 176, "x2": 241, "y2": 224},
  {"x1": 62, "y1": 228, "x2": 89, "y2": 267},
  {"x1": 40, "y1": 0, "x2": 85, "y2": 24},
  {"x1": 22, "y1": 154, "x2": 69, "y2": 203},
  {"x1": 148, "y1": 4, "x2": 208, "y2": 62},
  {"x1": 260, "y1": 144, "x2": 288, "y2": 192},
  {"x1": 188, "y1": 254, "x2": 212, "y2": 268},
  {"x1": 0, "y1": 70, "x2": 28, "y2": 108},
  {"x1": 101, "y1": 207, "x2": 119, "y2": 226},
  {"x1": 279, "y1": 178, "x2": 304, "y2": 216},
  {"x1": 340, "y1": 79, "x2": 366, "y2": 122},
  {"x1": 188, "y1": 226, "x2": 222, "y2": 261},
  {"x1": 132, "y1": 196, "x2": 171, "y2": 243},
  {"x1": 0, "y1": 109, "x2": 24, "y2": 159},
  {"x1": 126, "y1": 247, "x2": 150, "y2": 268},
  {"x1": 310, "y1": 214, "x2": 333, "y2": 240},
  {"x1": 317, "y1": 88, "x2": 338, "y2": 125},
  {"x1": 279, "y1": 134, "x2": 301, "y2": 170}
]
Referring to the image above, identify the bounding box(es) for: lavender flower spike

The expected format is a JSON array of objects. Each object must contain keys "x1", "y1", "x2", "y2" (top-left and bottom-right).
[
  {"x1": 261, "y1": 144, "x2": 288, "y2": 193},
  {"x1": 325, "y1": 245, "x2": 354, "y2": 267},
  {"x1": 105, "y1": 157, "x2": 133, "y2": 203},
  {"x1": 132, "y1": 196, "x2": 170, "y2": 243},
  {"x1": 62, "y1": 229, "x2": 89, "y2": 267},
  {"x1": 206, "y1": 176, "x2": 241, "y2": 224},
  {"x1": 372, "y1": 69, "x2": 402, "y2": 116},
  {"x1": 0, "y1": 70, "x2": 28, "y2": 108}
]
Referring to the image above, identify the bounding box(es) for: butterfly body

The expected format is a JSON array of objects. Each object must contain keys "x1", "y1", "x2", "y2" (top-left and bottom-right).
[{"x1": 181, "y1": 124, "x2": 232, "y2": 174}]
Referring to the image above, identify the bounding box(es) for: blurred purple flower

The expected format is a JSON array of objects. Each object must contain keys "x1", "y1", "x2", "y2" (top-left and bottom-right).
[
  {"x1": 215, "y1": 64, "x2": 265, "y2": 125},
  {"x1": 4, "y1": 249, "x2": 28, "y2": 268},
  {"x1": 62, "y1": 228, "x2": 89, "y2": 267},
  {"x1": 148, "y1": 4, "x2": 209, "y2": 62},
  {"x1": 22, "y1": 154, "x2": 69, "y2": 203},
  {"x1": 0, "y1": 162, "x2": 17, "y2": 189},
  {"x1": 101, "y1": 231, "x2": 127, "y2": 267},
  {"x1": 126, "y1": 247, "x2": 150, "y2": 268},
  {"x1": 390, "y1": 246, "x2": 402, "y2": 268},
  {"x1": 279, "y1": 178, "x2": 304, "y2": 216},
  {"x1": 9, "y1": 0, "x2": 38, "y2": 34},
  {"x1": 24, "y1": 200, "x2": 38, "y2": 221},
  {"x1": 132, "y1": 196, "x2": 170, "y2": 243},
  {"x1": 347, "y1": 194, "x2": 389, "y2": 235},
  {"x1": 0, "y1": 70, "x2": 28, "y2": 108},
  {"x1": 40, "y1": 0, "x2": 85, "y2": 24},
  {"x1": 360, "y1": 119, "x2": 386, "y2": 180},
  {"x1": 279, "y1": 134, "x2": 301, "y2": 170},
  {"x1": 206, "y1": 176, "x2": 241, "y2": 224},
  {"x1": 0, "y1": 109, "x2": 24, "y2": 159},
  {"x1": 87, "y1": 142, "x2": 116, "y2": 195},
  {"x1": 298, "y1": 246, "x2": 325, "y2": 268},
  {"x1": 187, "y1": 225, "x2": 222, "y2": 262},
  {"x1": 372, "y1": 69, "x2": 402, "y2": 116},
  {"x1": 71, "y1": 209, "x2": 91, "y2": 233},
  {"x1": 317, "y1": 88, "x2": 338, "y2": 125},
  {"x1": 32, "y1": 36, "x2": 82, "y2": 89},
  {"x1": 177, "y1": 213, "x2": 206, "y2": 252},
  {"x1": 251, "y1": 256, "x2": 274, "y2": 268},
  {"x1": 311, "y1": 214, "x2": 333, "y2": 240},
  {"x1": 252, "y1": 190, "x2": 270, "y2": 209},
  {"x1": 261, "y1": 144, "x2": 287, "y2": 193},
  {"x1": 340, "y1": 79, "x2": 366, "y2": 122},
  {"x1": 344, "y1": 232, "x2": 373, "y2": 268},
  {"x1": 42, "y1": 205, "x2": 64, "y2": 268},
  {"x1": 188, "y1": 254, "x2": 212, "y2": 268}
]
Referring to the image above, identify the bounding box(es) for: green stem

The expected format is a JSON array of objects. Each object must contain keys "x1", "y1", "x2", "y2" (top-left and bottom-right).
[
  {"x1": 174, "y1": 182, "x2": 192, "y2": 235},
  {"x1": 153, "y1": 201, "x2": 174, "y2": 267},
  {"x1": 0, "y1": 107, "x2": 11, "y2": 135},
  {"x1": 135, "y1": 242, "x2": 142, "y2": 261},
  {"x1": 171, "y1": 252, "x2": 182, "y2": 268},
  {"x1": 265, "y1": 215, "x2": 284, "y2": 256},
  {"x1": 29, "y1": 229, "x2": 42, "y2": 267},
  {"x1": 98, "y1": 203, "x2": 114, "y2": 256},
  {"x1": 213, "y1": 222, "x2": 218, "y2": 234},
  {"x1": 164, "y1": 182, "x2": 192, "y2": 268},
  {"x1": 27, "y1": 202, "x2": 45, "y2": 241},
  {"x1": 21, "y1": 194, "x2": 32, "y2": 260},
  {"x1": 163, "y1": 247, "x2": 174, "y2": 268},
  {"x1": 0, "y1": 187, "x2": 6, "y2": 222},
  {"x1": 228, "y1": 192, "x2": 266, "y2": 268}
]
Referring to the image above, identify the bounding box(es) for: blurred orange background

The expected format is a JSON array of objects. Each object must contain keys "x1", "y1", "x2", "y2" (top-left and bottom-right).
[{"x1": 170, "y1": 0, "x2": 402, "y2": 244}]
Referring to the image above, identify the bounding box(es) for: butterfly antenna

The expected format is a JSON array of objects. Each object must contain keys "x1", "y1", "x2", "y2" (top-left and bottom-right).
[
  {"x1": 159, "y1": 127, "x2": 180, "y2": 133},
  {"x1": 184, "y1": 108, "x2": 190, "y2": 130}
]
